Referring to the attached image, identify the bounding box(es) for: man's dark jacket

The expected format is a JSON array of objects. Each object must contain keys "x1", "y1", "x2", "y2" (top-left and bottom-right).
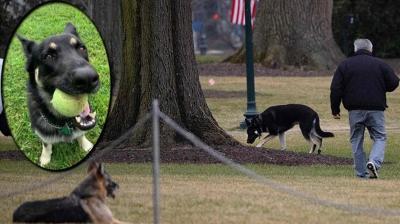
[{"x1": 330, "y1": 49, "x2": 399, "y2": 115}]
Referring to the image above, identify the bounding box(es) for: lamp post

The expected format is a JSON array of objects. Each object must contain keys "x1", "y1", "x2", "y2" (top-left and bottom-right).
[{"x1": 240, "y1": 0, "x2": 257, "y2": 128}]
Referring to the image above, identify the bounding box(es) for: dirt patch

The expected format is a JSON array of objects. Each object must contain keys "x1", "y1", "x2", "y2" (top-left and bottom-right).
[
  {"x1": 0, "y1": 150, "x2": 26, "y2": 160},
  {"x1": 0, "y1": 145, "x2": 352, "y2": 166},
  {"x1": 95, "y1": 146, "x2": 352, "y2": 165}
]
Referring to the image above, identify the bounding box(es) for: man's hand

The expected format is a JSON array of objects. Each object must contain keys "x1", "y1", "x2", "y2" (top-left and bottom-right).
[{"x1": 333, "y1": 114, "x2": 341, "y2": 119}]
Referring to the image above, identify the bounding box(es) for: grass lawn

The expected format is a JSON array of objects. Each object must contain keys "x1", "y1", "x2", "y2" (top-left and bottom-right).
[
  {"x1": 1, "y1": 74, "x2": 400, "y2": 223},
  {"x1": 1, "y1": 161, "x2": 400, "y2": 223},
  {"x1": 2, "y1": 3, "x2": 110, "y2": 170},
  {"x1": 196, "y1": 54, "x2": 227, "y2": 64}
]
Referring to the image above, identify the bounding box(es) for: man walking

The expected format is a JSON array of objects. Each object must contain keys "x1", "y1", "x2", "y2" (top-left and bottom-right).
[{"x1": 330, "y1": 39, "x2": 399, "y2": 178}]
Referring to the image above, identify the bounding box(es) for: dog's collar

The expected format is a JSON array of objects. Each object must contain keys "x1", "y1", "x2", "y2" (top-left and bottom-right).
[{"x1": 40, "y1": 111, "x2": 75, "y2": 136}]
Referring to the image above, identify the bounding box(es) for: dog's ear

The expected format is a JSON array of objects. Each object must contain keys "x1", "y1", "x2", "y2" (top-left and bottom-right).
[
  {"x1": 87, "y1": 161, "x2": 105, "y2": 177},
  {"x1": 87, "y1": 160, "x2": 99, "y2": 173},
  {"x1": 96, "y1": 163, "x2": 105, "y2": 177},
  {"x1": 64, "y1": 22, "x2": 80, "y2": 38},
  {"x1": 17, "y1": 34, "x2": 36, "y2": 58}
]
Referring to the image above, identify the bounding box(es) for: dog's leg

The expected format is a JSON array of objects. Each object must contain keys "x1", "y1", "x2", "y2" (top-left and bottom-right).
[
  {"x1": 309, "y1": 143, "x2": 316, "y2": 154},
  {"x1": 80, "y1": 198, "x2": 113, "y2": 224},
  {"x1": 317, "y1": 137, "x2": 323, "y2": 154},
  {"x1": 80, "y1": 198, "x2": 128, "y2": 224},
  {"x1": 309, "y1": 133, "x2": 322, "y2": 154},
  {"x1": 256, "y1": 134, "x2": 276, "y2": 148},
  {"x1": 39, "y1": 143, "x2": 52, "y2": 166},
  {"x1": 78, "y1": 135, "x2": 93, "y2": 152},
  {"x1": 278, "y1": 133, "x2": 286, "y2": 150}
]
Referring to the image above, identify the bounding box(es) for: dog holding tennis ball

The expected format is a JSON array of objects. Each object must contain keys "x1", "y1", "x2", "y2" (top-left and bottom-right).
[{"x1": 18, "y1": 23, "x2": 99, "y2": 166}]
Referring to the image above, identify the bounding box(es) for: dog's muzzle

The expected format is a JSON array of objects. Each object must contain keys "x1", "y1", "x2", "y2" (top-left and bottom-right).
[
  {"x1": 247, "y1": 131, "x2": 262, "y2": 144},
  {"x1": 247, "y1": 135, "x2": 259, "y2": 144},
  {"x1": 71, "y1": 66, "x2": 100, "y2": 93},
  {"x1": 107, "y1": 181, "x2": 119, "y2": 199}
]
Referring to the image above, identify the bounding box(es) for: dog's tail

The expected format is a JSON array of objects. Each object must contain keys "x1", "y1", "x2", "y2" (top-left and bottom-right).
[{"x1": 313, "y1": 116, "x2": 334, "y2": 138}]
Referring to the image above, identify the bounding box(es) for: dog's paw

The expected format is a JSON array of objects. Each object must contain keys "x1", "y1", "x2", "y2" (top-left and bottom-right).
[
  {"x1": 256, "y1": 144, "x2": 263, "y2": 148},
  {"x1": 78, "y1": 136, "x2": 94, "y2": 152},
  {"x1": 40, "y1": 153, "x2": 51, "y2": 166},
  {"x1": 82, "y1": 141, "x2": 93, "y2": 152}
]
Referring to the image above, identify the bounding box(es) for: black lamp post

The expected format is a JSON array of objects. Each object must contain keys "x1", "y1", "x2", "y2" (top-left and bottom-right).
[{"x1": 240, "y1": 0, "x2": 257, "y2": 128}]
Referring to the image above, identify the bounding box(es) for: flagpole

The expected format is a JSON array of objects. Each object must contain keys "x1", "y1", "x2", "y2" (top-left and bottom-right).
[{"x1": 241, "y1": 0, "x2": 257, "y2": 128}]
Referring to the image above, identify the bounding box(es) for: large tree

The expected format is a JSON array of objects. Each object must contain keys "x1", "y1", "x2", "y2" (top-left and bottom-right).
[
  {"x1": 227, "y1": 0, "x2": 344, "y2": 70},
  {"x1": 0, "y1": 0, "x2": 237, "y2": 147}
]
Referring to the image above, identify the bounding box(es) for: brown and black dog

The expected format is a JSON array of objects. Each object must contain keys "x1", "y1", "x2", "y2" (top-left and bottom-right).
[{"x1": 13, "y1": 162, "x2": 125, "y2": 223}]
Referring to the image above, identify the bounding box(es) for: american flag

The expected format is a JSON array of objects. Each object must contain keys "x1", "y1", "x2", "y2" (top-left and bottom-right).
[{"x1": 230, "y1": 0, "x2": 257, "y2": 26}]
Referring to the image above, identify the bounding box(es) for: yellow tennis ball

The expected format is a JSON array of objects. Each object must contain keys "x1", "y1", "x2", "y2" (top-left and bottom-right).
[{"x1": 51, "y1": 89, "x2": 88, "y2": 117}]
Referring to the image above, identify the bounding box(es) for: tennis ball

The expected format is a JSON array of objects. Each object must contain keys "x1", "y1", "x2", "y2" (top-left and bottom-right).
[{"x1": 51, "y1": 89, "x2": 88, "y2": 117}]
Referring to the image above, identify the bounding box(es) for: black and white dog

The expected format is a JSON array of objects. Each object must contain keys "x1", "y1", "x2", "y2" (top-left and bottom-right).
[
  {"x1": 246, "y1": 104, "x2": 334, "y2": 154},
  {"x1": 18, "y1": 23, "x2": 99, "y2": 166}
]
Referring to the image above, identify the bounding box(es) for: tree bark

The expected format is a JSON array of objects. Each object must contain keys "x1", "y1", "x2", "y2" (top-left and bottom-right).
[
  {"x1": 0, "y1": 0, "x2": 89, "y2": 57},
  {"x1": 227, "y1": 0, "x2": 344, "y2": 70},
  {"x1": 93, "y1": 0, "x2": 237, "y2": 147}
]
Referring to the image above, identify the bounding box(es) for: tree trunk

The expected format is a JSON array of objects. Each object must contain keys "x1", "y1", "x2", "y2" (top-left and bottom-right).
[
  {"x1": 227, "y1": 0, "x2": 344, "y2": 70},
  {"x1": 0, "y1": 0, "x2": 89, "y2": 57},
  {"x1": 92, "y1": 0, "x2": 237, "y2": 147}
]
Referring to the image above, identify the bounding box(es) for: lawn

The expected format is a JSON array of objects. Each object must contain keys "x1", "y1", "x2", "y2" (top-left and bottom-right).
[
  {"x1": 2, "y1": 3, "x2": 110, "y2": 170},
  {"x1": 1, "y1": 73, "x2": 400, "y2": 223},
  {"x1": 1, "y1": 161, "x2": 400, "y2": 223}
]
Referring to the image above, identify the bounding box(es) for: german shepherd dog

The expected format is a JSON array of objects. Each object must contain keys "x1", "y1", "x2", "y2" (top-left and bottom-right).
[
  {"x1": 246, "y1": 104, "x2": 334, "y2": 154},
  {"x1": 18, "y1": 23, "x2": 99, "y2": 166},
  {"x1": 13, "y1": 162, "x2": 124, "y2": 223}
]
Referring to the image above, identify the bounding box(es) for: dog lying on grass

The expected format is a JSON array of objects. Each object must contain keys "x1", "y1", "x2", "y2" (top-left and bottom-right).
[
  {"x1": 246, "y1": 104, "x2": 334, "y2": 154},
  {"x1": 13, "y1": 162, "x2": 125, "y2": 223}
]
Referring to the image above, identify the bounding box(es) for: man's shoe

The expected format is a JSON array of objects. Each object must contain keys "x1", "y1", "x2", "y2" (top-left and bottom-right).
[{"x1": 367, "y1": 162, "x2": 378, "y2": 179}]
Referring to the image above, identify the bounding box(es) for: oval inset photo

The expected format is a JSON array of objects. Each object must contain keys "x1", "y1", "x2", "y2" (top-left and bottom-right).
[{"x1": 3, "y1": 3, "x2": 110, "y2": 170}]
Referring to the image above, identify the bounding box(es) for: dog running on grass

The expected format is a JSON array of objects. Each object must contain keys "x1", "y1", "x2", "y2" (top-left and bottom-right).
[
  {"x1": 17, "y1": 23, "x2": 99, "y2": 166},
  {"x1": 13, "y1": 161, "x2": 126, "y2": 223},
  {"x1": 246, "y1": 104, "x2": 334, "y2": 154}
]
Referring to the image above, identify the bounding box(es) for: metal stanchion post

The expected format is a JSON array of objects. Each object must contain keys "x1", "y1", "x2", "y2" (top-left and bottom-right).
[{"x1": 152, "y1": 100, "x2": 160, "y2": 224}]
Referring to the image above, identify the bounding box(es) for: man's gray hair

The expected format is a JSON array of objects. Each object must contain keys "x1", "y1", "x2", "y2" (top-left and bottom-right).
[{"x1": 354, "y1": 39, "x2": 373, "y2": 52}]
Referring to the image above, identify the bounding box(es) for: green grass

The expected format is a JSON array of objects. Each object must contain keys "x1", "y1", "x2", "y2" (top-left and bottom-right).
[
  {"x1": 2, "y1": 3, "x2": 110, "y2": 170},
  {"x1": 2, "y1": 161, "x2": 400, "y2": 223}
]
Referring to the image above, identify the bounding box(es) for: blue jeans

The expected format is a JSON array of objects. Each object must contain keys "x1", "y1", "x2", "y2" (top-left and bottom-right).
[{"x1": 349, "y1": 110, "x2": 386, "y2": 177}]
